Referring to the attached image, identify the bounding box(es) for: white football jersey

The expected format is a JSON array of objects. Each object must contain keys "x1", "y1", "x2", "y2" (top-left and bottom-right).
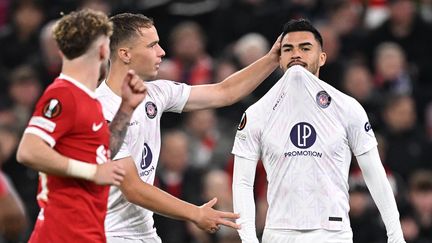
[
  {"x1": 232, "y1": 65, "x2": 377, "y2": 231},
  {"x1": 96, "y1": 80, "x2": 191, "y2": 238}
]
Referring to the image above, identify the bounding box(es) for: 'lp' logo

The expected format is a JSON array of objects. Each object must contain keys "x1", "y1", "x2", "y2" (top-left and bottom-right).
[{"x1": 290, "y1": 122, "x2": 317, "y2": 149}]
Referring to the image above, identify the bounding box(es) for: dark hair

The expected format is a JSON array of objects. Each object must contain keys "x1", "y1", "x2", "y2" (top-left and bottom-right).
[
  {"x1": 109, "y1": 13, "x2": 154, "y2": 58},
  {"x1": 53, "y1": 9, "x2": 112, "y2": 60},
  {"x1": 281, "y1": 19, "x2": 323, "y2": 48}
]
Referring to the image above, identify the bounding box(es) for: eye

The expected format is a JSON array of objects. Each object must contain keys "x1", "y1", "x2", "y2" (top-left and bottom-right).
[{"x1": 302, "y1": 47, "x2": 311, "y2": 51}]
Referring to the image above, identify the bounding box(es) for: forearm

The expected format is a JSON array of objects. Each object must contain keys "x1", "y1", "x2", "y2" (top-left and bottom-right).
[
  {"x1": 122, "y1": 179, "x2": 199, "y2": 222},
  {"x1": 233, "y1": 155, "x2": 259, "y2": 243},
  {"x1": 16, "y1": 134, "x2": 97, "y2": 181},
  {"x1": 17, "y1": 134, "x2": 69, "y2": 176},
  {"x1": 356, "y1": 147, "x2": 405, "y2": 243},
  {"x1": 218, "y1": 54, "x2": 279, "y2": 106},
  {"x1": 109, "y1": 102, "x2": 134, "y2": 158}
]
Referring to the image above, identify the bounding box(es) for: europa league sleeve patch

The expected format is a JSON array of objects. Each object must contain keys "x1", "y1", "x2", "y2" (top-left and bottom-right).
[
  {"x1": 237, "y1": 112, "x2": 247, "y2": 131},
  {"x1": 43, "y1": 99, "x2": 62, "y2": 119}
]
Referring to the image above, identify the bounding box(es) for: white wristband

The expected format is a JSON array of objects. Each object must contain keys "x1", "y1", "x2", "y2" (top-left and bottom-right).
[{"x1": 66, "y1": 159, "x2": 97, "y2": 181}]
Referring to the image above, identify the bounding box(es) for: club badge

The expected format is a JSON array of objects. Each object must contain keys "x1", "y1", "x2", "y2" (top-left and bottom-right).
[
  {"x1": 42, "y1": 99, "x2": 62, "y2": 118},
  {"x1": 316, "y1": 90, "x2": 331, "y2": 109},
  {"x1": 145, "y1": 102, "x2": 157, "y2": 119}
]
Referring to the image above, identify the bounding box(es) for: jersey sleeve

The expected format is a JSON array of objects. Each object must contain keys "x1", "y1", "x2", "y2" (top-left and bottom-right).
[
  {"x1": 25, "y1": 87, "x2": 76, "y2": 147},
  {"x1": 152, "y1": 80, "x2": 191, "y2": 113},
  {"x1": 346, "y1": 98, "x2": 378, "y2": 156},
  {"x1": 232, "y1": 109, "x2": 262, "y2": 161}
]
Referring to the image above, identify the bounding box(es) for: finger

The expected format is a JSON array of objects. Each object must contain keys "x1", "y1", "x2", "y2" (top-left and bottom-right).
[
  {"x1": 124, "y1": 69, "x2": 135, "y2": 83},
  {"x1": 205, "y1": 197, "x2": 217, "y2": 208},
  {"x1": 217, "y1": 219, "x2": 240, "y2": 229},
  {"x1": 217, "y1": 211, "x2": 240, "y2": 219}
]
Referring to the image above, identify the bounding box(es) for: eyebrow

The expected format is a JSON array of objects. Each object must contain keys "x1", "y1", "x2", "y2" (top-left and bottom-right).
[
  {"x1": 282, "y1": 42, "x2": 313, "y2": 49},
  {"x1": 147, "y1": 40, "x2": 159, "y2": 47}
]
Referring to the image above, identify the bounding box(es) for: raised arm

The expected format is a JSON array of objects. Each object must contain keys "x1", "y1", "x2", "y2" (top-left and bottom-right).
[
  {"x1": 356, "y1": 147, "x2": 406, "y2": 243},
  {"x1": 118, "y1": 156, "x2": 240, "y2": 233},
  {"x1": 109, "y1": 70, "x2": 147, "y2": 157},
  {"x1": 183, "y1": 36, "x2": 281, "y2": 112},
  {"x1": 16, "y1": 134, "x2": 125, "y2": 186},
  {"x1": 232, "y1": 155, "x2": 260, "y2": 243}
]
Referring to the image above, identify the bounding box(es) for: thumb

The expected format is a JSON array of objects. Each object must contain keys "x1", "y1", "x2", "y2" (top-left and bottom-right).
[
  {"x1": 205, "y1": 197, "x2": 218, "y2": 208},
  {"x1": 123, "y1": 69, "x2": 135, "y2": 84}
]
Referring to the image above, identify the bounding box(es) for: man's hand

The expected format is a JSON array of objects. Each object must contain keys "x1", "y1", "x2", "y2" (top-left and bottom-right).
[
  {"x1": 120, "y1": 69, "x2": 147, "y2": 111},
  {"x1": 195, "y1": 197, "x2": 240, "y2": 234},
  {"x1": 266, "y1": 35, "x2": 282, "y2": 64},
  {"x1": 94, "y1": 160, "x2": 125, "y2": 186}
]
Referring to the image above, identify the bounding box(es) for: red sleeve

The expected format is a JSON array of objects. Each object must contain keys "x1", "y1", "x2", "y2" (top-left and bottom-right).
[{"x1": 26, "y1": 86, "x2": 77, "y2": 147}]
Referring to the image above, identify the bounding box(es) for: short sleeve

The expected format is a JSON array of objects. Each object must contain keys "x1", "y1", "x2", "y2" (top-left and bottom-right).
[
  {"x1": 150, "y1": 80, "x2": 191, "y2": 113},
  {"x1": 346, "y1": 98, "x2": 378, "y2": 156},
  {"x1": 232, "y1": 111, "x2": 262, "y2": 161},
  {"x1": 25, "y1": 87, "x2": 76, "y2": 147}
]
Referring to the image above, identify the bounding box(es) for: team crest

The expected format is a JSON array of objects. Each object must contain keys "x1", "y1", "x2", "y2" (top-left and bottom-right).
[
  {"x1": 145, "y1": 102, "x2": 157, "y2": 119},
  {"x1": 316, "y1": 91, "x2": 331, "y2": 108},
  {"x1": 237, "y1": 113, "x2": 247, "y2": 131},
  {"x1": 42, "y1": 99, "x2": 62, "y2": 118}
]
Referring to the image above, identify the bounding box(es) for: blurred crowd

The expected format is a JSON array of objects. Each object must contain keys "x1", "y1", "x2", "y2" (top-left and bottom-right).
[{"x1": 0, "y1": 0, "x2": 431, "y2": 242}]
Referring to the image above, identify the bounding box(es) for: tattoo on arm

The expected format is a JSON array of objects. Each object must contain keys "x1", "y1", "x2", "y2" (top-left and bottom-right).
[{"x1": 109, "y1": 109, "x2": 131, "y2": 159}]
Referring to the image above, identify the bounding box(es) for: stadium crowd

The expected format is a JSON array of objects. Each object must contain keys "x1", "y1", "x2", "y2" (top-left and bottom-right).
[{"x1": 0, "y1": 0, "x2": 431, "y2": 242}]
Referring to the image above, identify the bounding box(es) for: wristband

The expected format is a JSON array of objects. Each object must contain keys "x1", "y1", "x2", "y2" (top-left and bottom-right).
[{"x1": 66, "y1": 159, "x2": 97, "y2": 181}]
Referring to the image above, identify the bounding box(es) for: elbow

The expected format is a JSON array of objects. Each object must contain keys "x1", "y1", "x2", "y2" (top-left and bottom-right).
[
  {"x1": 120, "y1": 184, "x2": 141, "y2": 205},
  {"x1": 16, "y1": 144, "x2": 31, "y2": 166}
]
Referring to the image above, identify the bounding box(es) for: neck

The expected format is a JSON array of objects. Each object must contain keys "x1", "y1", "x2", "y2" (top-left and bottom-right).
[
  {"x1": 106, "y1": 59, "x2": 129, "y2": 96},
  {"x1": 61, "y1": 57, "x2": 101, "y2": 91}
]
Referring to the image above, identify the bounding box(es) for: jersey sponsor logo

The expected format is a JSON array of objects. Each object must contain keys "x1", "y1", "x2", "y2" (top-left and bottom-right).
[
  {"x1": 364, "y1": 122, "x2": 372, "y2": 132},
  {"x1": 140, "y1": 143, "x2": 153, "y2": 170},
  {"x1": 316, "y1": 90, "x2": 331, "y2": 108},
  {"x1": 29, "y1": 116, "x2": 56, "y2": 132},
  {"x1": 145, "y1": 102, "x2": 157, "y2": 119},
  {"x1": 128, "y1": 120, "x2": 139, "y2": 126},
  {"x1": 290, "y1": 122, "x2": 317, "y2": 149},
  {"x1": 96, "y1": 145, "x2": 108, "y2": 164},
  {"x1": 273, "y1": 92, "x2": 285, "y2": 110},
  {"x1": 92, "y1": 122, "x2": 103, "y2": 132},
  {"x1": 42, "y1": 99, "x2": 62, "y2": 118},
  {"x1": 237, "y1": 113, "x2": 247, "y2": 131}
]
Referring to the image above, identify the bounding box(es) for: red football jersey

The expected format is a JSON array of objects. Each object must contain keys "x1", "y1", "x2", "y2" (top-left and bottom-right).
[{"x1": 24, "y1": 74, "x2": 110, "y2": 243}]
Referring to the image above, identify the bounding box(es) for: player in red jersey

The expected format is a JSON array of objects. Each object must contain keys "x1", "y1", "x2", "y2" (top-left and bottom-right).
[{"x1": 16, "y1": 9, "x2": 146, "y2": 243}]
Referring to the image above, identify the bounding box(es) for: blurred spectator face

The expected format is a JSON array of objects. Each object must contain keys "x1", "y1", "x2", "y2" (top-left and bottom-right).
[
  {"x1": 343, "y1": 64, "x2": 373, "y2": 101},
  {"x1": 79, "y1": 0, "x2": 111, "y2": 14},
  {"x1": 8, "y1": 66, "x2": 41, "y2": 107},
  {"x1": 349, "y1": 191, "x2": 369, "y2": 217},
  {"x1": 409, "y1": 171, "x2": 432, "y2": 217},
  {"x1": 128, "y1": 26, "x2": 166, "y2": 80},
  {"x1": 186, "y1": 109, "x2": 216, "y2": 138},
  {"x1": 329, "y1": 0, "x2": 360, "y2": 35},
  {"x1": 234, "y1": 33, "x2": 269, "y2": 67},
  {"x1": 203, "y1": 170, "x2": 232, "y2": 206},
  {"x1": 160, "y1": 131, "x2": 189, "y2": 172},
  {"x1": 400, "y1": 216, "x2": 420, "y2": 241},
  {"x1": 389, "y1": 0, "x2": 415, "y2": 25},
  {"x1": 319, "y1": 26, "x2": 340, "y2": 63},
  {"x1": 170, "y1": 22, "x2": 205, "y2": 62},
  {"x1": 40, "y1": 21, "x2": 61, "y2": 70},
  {"x1": 213, "y1": 60, "x2": 238, "y2": 83},
  {"x1": 279, "y1": 31, "x2": 326, "y2": 76},
  {"x1": 383, "y1": 95, "x2": 416, "y2": 132},
  {"x1": 13, "y1": 2, "x2": 44, "y2": 37},
  {"x1": 375, "y1": 42, "x2": 406, "y2": 80}
]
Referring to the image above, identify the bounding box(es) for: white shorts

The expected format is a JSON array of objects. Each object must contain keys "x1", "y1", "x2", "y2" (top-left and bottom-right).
[
  {"x1": 262, "y1": 229, "x2": 353, "y2": 243},
  {"x1": 106, "y1": 235, "x2": 162, "y2": 243}
]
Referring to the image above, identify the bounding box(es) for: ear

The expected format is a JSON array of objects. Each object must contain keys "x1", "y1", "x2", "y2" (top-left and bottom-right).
[
  {"x1": 319, "y1": 52, "x2": 327, "y2": 67},
  {"x1": 118, "y1": 47, "x2": 131, "y2": 64}
]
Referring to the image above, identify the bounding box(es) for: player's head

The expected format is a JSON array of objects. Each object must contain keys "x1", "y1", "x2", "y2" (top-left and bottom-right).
[
  {"x1": 53, "y1": 9, "x2": 112, "y2": 61},
  {"x1": 279, "y1": 19, "x2": 326, "y2": 77},
  {"x1": 110, "y1": 13, "x2": 165, "y2": 80}
]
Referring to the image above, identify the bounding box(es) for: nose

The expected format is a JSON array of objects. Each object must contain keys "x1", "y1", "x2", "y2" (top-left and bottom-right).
[
  {"x1": 158, "y1": 45, "x2": 166, "y2": 57},
  {"x1": 291, "y1": 49, "x2": 301, "y2": 59}
]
